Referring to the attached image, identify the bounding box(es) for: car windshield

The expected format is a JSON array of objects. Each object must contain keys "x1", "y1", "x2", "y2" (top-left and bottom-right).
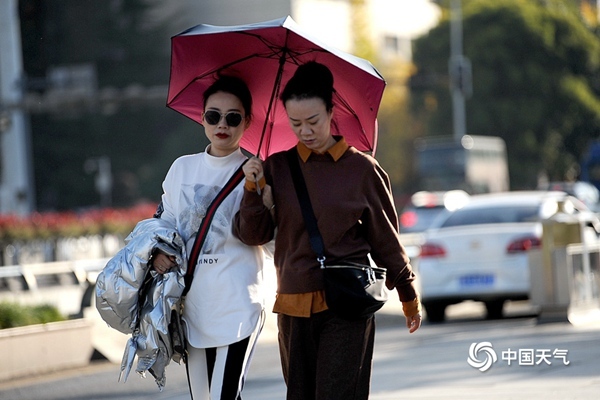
[
  {"x1": 400, "y1": 206, "x2": 448, "y2": 233},
  {"x1": 440, "y1": 205, "x2": 540, "y2": 228}
]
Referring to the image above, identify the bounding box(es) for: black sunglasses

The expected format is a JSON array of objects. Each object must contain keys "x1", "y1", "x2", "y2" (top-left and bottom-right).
[{"x1": 203, "y1": 110, "x2": 243, "y2": 127}]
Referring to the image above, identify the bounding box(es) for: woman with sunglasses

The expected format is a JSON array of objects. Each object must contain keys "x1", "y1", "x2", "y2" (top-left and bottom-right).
[
  {"x1": 234, "y1": 62, "x2": 421, "y2": 400},
  {"x1": 151, "y1": 75, "x2": 266, "y2": 399}
]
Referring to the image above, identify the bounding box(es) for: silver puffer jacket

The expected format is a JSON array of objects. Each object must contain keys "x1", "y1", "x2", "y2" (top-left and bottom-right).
[{"x1": 95, "y1": 217, "x2": 187, "y2": 390}]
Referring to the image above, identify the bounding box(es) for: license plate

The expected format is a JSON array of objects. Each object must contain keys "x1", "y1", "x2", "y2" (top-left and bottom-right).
[{"x1": 459, "y1": 274, "x2": 495, "y2": 286}]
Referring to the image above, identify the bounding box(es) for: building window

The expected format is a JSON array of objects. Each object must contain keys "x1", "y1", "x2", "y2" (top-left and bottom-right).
[{"x1": 384, "y1": 35, "x2": 399, "y2": 53}]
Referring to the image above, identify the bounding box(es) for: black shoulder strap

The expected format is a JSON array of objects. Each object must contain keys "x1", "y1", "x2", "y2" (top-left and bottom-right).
[
  {"x1": 183, "y1": 160, "x2": 247, "y2": 296},
  {"x1": 286, "y1": 149, "x2": 325, "y2": 263}
]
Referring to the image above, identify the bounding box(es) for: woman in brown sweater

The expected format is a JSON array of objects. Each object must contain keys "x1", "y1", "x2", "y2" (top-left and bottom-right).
[{"x1": 234, "y1": 61, "x2": 421, "y2": 400}]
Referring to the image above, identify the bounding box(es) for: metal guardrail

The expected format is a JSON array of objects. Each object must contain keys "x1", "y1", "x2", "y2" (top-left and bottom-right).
[
  {"x1": 0, "y1": 258, "x2": 109, "y2": 292},
  {"x1": 566, "y1": 242, "x2": 600, "y2": 310}
]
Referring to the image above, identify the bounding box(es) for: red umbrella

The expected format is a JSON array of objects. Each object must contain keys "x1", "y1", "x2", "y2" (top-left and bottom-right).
[{"x1": 167, "y1": 15, "x2": 386, "y2": 159}]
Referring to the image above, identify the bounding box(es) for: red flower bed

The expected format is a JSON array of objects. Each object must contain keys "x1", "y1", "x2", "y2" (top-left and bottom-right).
[{"x1": 0, "y1": 202, "x2": 159, "y2": 242}]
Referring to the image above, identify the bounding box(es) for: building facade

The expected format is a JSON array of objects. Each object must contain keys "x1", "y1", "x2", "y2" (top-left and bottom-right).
[{"x1": 156, "y1": 0, "x2": 440, "y2": 63}]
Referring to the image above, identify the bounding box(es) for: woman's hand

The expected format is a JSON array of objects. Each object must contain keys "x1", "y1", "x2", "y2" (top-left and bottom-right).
[
  {"x1": 405, "y1": 313, "x2": 422, "y2": 334},
  {"x1": 243, "y1": 157, "x2": 274, "y2": 216},
  {"x1": 152, "y1": 251, "x2": 177, "y2": 275},
  {"x1": 243, "y1": 157, "x2": 264, "y2": 183}
]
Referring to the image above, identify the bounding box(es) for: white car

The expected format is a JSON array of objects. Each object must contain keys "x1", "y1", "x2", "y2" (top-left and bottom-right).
[
  {"x1": 399, "y1": 190, "x2": 470, "y2": 234},
  {"x1": 417, "y1": 191, "x2": 600, "y2": 322}
]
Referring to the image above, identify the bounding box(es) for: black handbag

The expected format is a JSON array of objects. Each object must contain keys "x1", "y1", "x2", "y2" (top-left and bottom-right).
[
  {"x1": 286, "y1": 150, "x2": 388, "y2": 320},
  {"x1": 167, "y1": 161, "x2": 247, "y2": 363}
]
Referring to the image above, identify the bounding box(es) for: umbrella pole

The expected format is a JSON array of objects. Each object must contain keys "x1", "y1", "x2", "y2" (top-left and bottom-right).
[{"x1": 255, "y1": 47, "x2": 288, "y2": 159}]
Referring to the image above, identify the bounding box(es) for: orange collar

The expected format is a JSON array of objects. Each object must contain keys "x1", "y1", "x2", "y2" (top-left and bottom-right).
[{"x1": 296, "y1": 136, "x2": 349, "y2": 162}]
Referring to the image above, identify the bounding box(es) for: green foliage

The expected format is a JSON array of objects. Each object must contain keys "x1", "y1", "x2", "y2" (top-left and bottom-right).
[
  {"x1": 350, "y1": 0, "x2": 378, "y2": 62},
  {"x1": 410, "y1": 0, "x2": 600, "y2": 189},
  {"x1": 29, "y1": 304, "x2": 64, "y2": 324},
  {"x1": 374, "y1": 62, "x2": 421, "y2": 201},
  {"x1": 0, "y1": 302, "x2": 65, "y2": 330}
]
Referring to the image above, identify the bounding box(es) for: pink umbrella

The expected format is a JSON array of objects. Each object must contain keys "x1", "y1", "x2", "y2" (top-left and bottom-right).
[{"x1": 167, "y1": 16, "x2": 386, "y2": 159}]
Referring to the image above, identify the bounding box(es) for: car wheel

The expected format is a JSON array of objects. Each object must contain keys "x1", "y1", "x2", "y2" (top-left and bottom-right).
[
  {"x1": 484, "y1": 300, "x2": 504, "y2": 320},
  {"x1": 424, "y1": 302, "x2": 446, "y2": 323}
]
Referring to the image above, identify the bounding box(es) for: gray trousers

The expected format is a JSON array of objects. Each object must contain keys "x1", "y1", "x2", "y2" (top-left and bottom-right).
[{"x1": 277, "y1": 310, "x2": 375, "y2": 400}]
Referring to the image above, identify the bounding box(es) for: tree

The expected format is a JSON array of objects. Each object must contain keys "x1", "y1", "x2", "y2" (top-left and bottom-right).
[
  {"x1": 375, "y1": 61, "x2": 421, "y2": 205},
  {"x1": 348, "y1": 1, "x2": 421, "y2": 204},
  {"x1": 410, "y1": 0, "x2": 600, "y2": 189}
]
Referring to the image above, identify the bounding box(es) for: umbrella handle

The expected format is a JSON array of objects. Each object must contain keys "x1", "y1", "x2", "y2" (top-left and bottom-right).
[{"x1": 255, "y1": 175, "x2": 262, "y2": 196}]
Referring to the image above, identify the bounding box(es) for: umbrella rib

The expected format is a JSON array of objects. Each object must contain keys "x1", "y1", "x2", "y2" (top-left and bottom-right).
[
  {"x1": 169, "y1": 23, "x2": 383, "y2": 156},
  {"x1": 333, "y1": 90, "x2": 366, "y2": 135},
  {"x1": 235, "y1": 30, "x2": 331, "y2": 66},
  {"x1": 255, "y1": 31, "x2": 290, "y2": 158},
  {"x1": 171, "y1": 29, "x2": 331, "y2": 108},
  {"x1": 172, "y1": 50, "x2": 326, "y2": 106},
  {"x1": 169, "y1": 52, "x2": 278, "y2": 105},
  {"x1": 236, "y1": 31, "x2": 298, "y2": 61}
]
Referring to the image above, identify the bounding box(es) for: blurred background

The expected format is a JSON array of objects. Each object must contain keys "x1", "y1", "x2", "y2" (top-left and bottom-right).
[
  {"x1": 1, "y1": 0, "x2": 599, "y2": 280},
  {"x1": 0, "y1": 0, "x2": 598, "y2": 217},
  {"x1": 1, "y1": 0, "x2": 600, "y2": 389}
]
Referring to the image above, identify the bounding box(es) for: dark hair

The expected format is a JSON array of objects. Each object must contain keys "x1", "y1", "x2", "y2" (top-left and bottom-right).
[
  {"x1": 280, "y1": 61, "x2": 334, "y2": 112},
  {"x1": 203, "y1": 75, "x2": 253, "y2": 120}
]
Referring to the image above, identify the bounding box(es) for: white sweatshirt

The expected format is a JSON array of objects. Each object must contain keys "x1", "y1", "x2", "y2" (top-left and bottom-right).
[{"x1": 159, "y1": 147, "x2": 264, "y2": 348}]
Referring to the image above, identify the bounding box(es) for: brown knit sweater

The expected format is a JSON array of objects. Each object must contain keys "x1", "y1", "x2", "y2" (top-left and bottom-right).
[{"x1": 233, "y1": 140, "x2": 418, "y2": 303}]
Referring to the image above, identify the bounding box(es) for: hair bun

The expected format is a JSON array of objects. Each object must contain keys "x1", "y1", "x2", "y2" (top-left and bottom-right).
[
  {"x1": 280, "y1": 61, "x2": 334, "y2": 110},
  {"x1": 293, "y1": 61, "x2": 334, "y2": 91}
]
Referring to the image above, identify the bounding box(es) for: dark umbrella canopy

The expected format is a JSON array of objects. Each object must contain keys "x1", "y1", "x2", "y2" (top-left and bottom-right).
[{"x1": 167, "y1": 16, "x2": 386, "y2": 159}]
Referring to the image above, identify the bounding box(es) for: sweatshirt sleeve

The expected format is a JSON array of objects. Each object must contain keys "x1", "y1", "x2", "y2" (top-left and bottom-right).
[
  {"x1": 364, "y1": 160, "x2": 419, "y2": 303},
  {"x1": 233, "y1": 183, "x2": 276, "y2": 246}
]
